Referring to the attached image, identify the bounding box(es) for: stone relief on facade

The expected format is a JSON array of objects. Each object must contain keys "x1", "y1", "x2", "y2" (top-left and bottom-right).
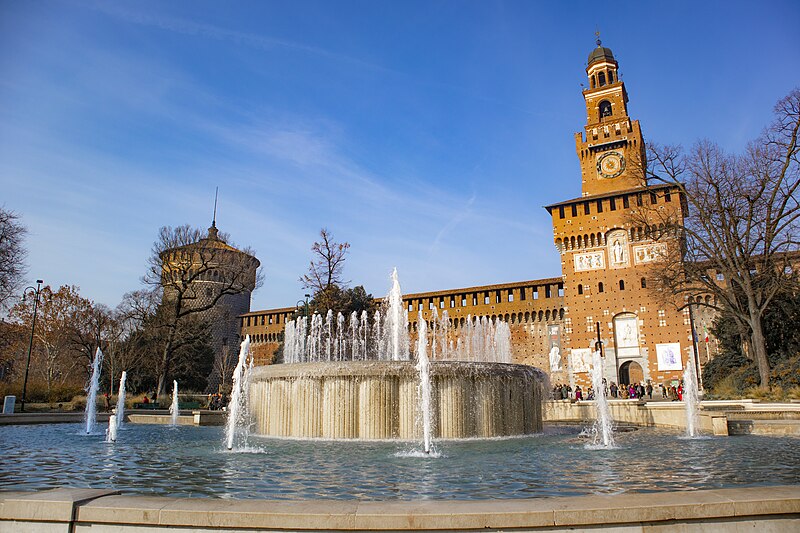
[
  {"x1": 614, "y1": 314, "x2": 640, "y2": 358},
  {"x1": 573, "y1": 251, "x2": 605, "y2": 272},
  {"x1": 633, "y1": 243, "x2": 667, "y2": 265},
  {"x1": 570, "y1": 348, "x2": 592, "y2": 373},
  {"x1": 607, "y1": 229, "x2": 629, "y2": 268}
]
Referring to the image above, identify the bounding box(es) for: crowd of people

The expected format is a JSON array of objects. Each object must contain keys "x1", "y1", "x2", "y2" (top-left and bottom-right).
[{"x1": 551, "y1": 380, "x2": 685, "y2": 401}]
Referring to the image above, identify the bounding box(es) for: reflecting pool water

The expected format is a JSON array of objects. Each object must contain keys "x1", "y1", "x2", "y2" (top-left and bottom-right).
[{"x1": 1, "y1": 423, "x2": 798, "y2": 500}]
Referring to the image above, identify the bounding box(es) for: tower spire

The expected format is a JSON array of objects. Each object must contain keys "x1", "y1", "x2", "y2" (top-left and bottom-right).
[
  {"x1": 208, "y1": 187, "x2": 220, "y2": 240},
  {"x1": 212, "y1": 187, "x2": 218, "y2": 228},
  {"x1": 595, "y1": 29, "x2": 601, "y2": 47}
]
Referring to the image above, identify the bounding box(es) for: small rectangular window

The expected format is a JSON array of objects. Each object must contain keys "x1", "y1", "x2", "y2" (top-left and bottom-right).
[
  {"x1": 571, "y1": 204, "x2": 578, "y2": 217},
  {"x1": 439, "y1": 299, "x2": 445, "y2": 309},
  {"x1": 665, "y1": 192, "x2": 672, "y2": 202},
  {"x1": 461, "y1": 296, "x2": 467, "y2": 306},
  {"x1": 495, "y1": 292, "x2": 501, "y2": 304},
  {"x1": 484, "y1": 295, "x2": 490, "y2": 305},
  {"x1": 429, "y1": 301, "x2": 434, "y2": 310},
  {"x1": 558, "y1": 285, "x2": 564, "y2": 297},
  {"x1": 610, "y1": 197, "x2": 617, "y2": 211},
  {"x1": 472, "y1": 294, "x2": 478, "y2": 306},
  {"x1": 650, "y1": 192, "x2": 658, "y2": 204},
  {"x1": 508, "y1": 290, "x2": 514, "y2": 303},
  {"x1": 418, "y1": 303, "x2": 423, "y2": 311},
  {"x1": 450, "y1": 298, "x2": 455, "y2": 308},
  {"x1": 597, "y1": 200, "x2": 603, "y2": 213},
  {"x1": 584, "y1": 202, "x2": 590, "y2": 215},
  {"x1": 559, "y1": 206, "x2": 565, "y2": 219},
  {"x1": 520, "y1": 288, "x2": 526, "y2": 301},
  {"x1": 533, "y1": 290, "x2": 539, "y2": 300},
  {"x1": 268, "y1": 316, "x2": 273, "y2": 325},
  {"x1": 637, "y1": 194, "x2": 643, "y2": 207},
  {"x1": 545, "y1": 285, "x2": 552, "y2": 298},
  {"x1": 623, "y1": 195, "x2": 630, "y2": 208},
  {"x1": 408, "y1": 302, "x2": 413, "y2": 312}
]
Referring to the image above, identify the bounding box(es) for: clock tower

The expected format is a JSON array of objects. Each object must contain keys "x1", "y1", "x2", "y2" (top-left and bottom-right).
[{"x1": 575, "y1": 38, "x2": 646, "y2": 196}]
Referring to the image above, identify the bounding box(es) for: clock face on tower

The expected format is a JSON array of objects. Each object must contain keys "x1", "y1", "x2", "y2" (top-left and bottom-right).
[{"x1": 596, "y1": 151, "x2": 626, "y2": 179}]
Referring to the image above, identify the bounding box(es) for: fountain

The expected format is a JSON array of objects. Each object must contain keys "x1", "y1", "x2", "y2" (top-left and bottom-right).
[
  {"x1": 84, "y1": 347, "x2": 103, "y2": 435},
  {"x1": 415, "y1": 312, "x2": 433, "y2": 454},
  {"x1": 249, "y1": 269, "x2": 545, "y2": 440},
  {"x1": 115, "y1": 371, "x2": 127, "y2": 429},
  {"x1": 683, "y1": 359, "x2": 701, "y2": 437},
  {"x1": 105, "y1": 415, "x2": 117, "y2": 443},
  {"x1": 226, "y1": 336, "x2": 252, "y2": 450},
  {"x1": 169, "y1": 380, "x2": 179, "y2": 426},
  {"x1": 589, "y1": 349, "x2": 614, "y2": 448}
]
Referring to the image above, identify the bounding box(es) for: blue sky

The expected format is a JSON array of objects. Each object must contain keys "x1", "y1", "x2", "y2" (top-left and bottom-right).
[{"x1": 1, "y1": 0, "x2": 799, "y2": 311}]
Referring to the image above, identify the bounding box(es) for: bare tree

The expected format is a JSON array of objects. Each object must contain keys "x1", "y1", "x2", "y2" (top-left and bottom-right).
[
  {"x1": 635, "y1": 89, "x2": 800, "y2": 388},
  {"x1": 300, "y1": 228, "x2": 350, "y2": 311},
  {"x1": 143, "y1": 225, "x2": 261, "y2": 398},
  {"x1": 0, "y1": 208, "x2": 27, "y2": 310},
  {"x1": 301, "y1": 229, "x2": 350, "y2": 292}
]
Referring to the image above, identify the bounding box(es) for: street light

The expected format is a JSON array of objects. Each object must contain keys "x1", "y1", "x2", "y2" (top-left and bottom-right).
[{"x1": 21, "y1": 280, "x2": 43, "y2": 413}]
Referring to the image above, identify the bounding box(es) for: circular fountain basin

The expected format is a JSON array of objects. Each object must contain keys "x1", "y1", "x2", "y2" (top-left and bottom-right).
[{"x1": 249, "y1": 361, "x2": 544, "y2": 440}]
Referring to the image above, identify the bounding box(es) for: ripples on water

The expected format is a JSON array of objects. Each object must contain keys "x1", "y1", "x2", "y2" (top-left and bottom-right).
[{"x1": 0, "y1": 423, "x2": 798, "y2": 500}]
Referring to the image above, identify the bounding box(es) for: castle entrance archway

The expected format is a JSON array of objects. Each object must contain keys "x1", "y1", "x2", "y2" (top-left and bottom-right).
[{"x1": 619, "y1": 361, "x2": 643, "y2": 385}]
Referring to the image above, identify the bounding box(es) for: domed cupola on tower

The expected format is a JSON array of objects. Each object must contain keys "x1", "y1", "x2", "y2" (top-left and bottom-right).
[{"x1": 575, "y1": 37, "x2": 646, "y2": 196}]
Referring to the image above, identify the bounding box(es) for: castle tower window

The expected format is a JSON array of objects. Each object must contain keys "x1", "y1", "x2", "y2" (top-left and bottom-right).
[
  {"x1": 508, "y1": 290, "x2": 514, "y2": 302},
  {"x1": 484, "y1": 294, "x2": 490, "y2": 305},
  {"x1": 598, "y1": 282, "x2": 604, "y2": 293},
  {"x1": 650, "y1": 192, "x2": 658, "y2": 204},
  {"x1": 558, "y1": 285, "x2": 564, "y2": 297},
  {"x1": 584, "y1": 202, "x2": 591, "y2": 215},
  {"x1": 520, "y1": 288, "x2": 526, "y2": 300},
  {"x1": 591, "y1": 75, "x2": 596, "y2": 88},
  {"x1": 619, "y1": 280, "x2": 625, "y2": 290},
  {"x1": 641, "y1": 277, "x2": 647, "y2": 288},
  {"x1": 623, "y1": 195, "x2": 630, "y2": 208},
  {"x1": 596, "y1": 199, "x2": 603, "y2": 213},
  {"x1": 610, "y1": 197, "x2": 617, "y2": 211},
  {"x1": 599, "y1": 100, "x2": 612, "y2": 118},
  {"x1": 559, "y1": 206, "x2": 565, "y2": 219},
  {"x1": 608, "y1": 70, "x2": 614, "y2": 83},
  {"x1": 637, "y1": 194, "x2": 643, "y2": 206},
  {"x1": 598, "y1": 72, "x2": 606, "y2": 87},
  {"x1": 545, "y1": 285, "x2": 552, "y2": 298},
  {"x1": 665, "y1": 192, "x2": 672, "y2": 202},
  {"x1": 578, "y1": 284, "x2": 583, "y2": 295}
]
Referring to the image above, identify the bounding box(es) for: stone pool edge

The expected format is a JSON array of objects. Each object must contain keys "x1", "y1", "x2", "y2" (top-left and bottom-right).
[{"x1": 1, "y1": 485, "x2": 798, "y2": 532}]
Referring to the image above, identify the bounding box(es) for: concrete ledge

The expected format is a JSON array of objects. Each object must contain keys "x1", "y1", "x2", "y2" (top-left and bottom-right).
[
  {"x1": 0, "y1": 413, "x2": 110, "y2": 426},
  {"x1": 1, "y1": 486, "x2": 797, "y2": 531}
]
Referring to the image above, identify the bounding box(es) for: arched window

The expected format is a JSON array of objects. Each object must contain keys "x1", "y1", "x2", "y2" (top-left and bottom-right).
[
  {"x1": 599, "y1": 100, "x2": 612, "y2": 118},
  {"x1": 598, "y1": 282, "x2": 604, "y2": 293},
  {"x1": 591, "y1": 75, "x2": 596, "y2": 88},
  {"x1": 608, "y1": 70, "x2": 614, "y2": 83},
  {"x1": 598, "y1": 72, "x2": 606, "y2": 86},
  {"x1": 577, "y1": 284, "x2": 583, "y2": 295},
  {"x1": 619, "y1": 280, "x2": 625, "y2": 290}
]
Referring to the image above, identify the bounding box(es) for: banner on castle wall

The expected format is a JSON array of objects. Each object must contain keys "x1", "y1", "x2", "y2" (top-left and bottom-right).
[
  {"x1": 548, "y1": 325, "x2": 562, "y2": 372},
  {"x1": 656, "y1": 343, "x2": 683, "y2": 371},
  {"x1": 570, "y1": 348, "x2": 592, "y2": 373}
]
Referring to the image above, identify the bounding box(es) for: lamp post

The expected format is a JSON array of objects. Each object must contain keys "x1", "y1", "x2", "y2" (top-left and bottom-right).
[
  {"x1": 21, "y1": 280, "x2": 44, "y2": 413},
  {"x1": 296, "y1": 294, "x2": 311, "y2": 333}
]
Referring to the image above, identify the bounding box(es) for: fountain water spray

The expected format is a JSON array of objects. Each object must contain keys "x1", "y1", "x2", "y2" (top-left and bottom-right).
[
  {"x1": 115, "y1": 371, "x2": 127, "y2": 429},
  {"x1": 226, "y1": 336, "x2": 252, "y2": 450},
  {"x1": 84, "y1": 348, "x2": 103, "y2": 434},
  {"x1": 683, "y1": 359, "x2": 701, "y2": 437},
  {"x1": 589, "y1": 349, "x2": 615, "y2": 448},
  {"x1": 169, "y1": 380, "x2": 179, "y2": 426},
  {"x1": 416, "y1": 312, "x2": 433, "y2": 454},
  {"x1": 105, "y1": 415, "x2": 117, "y2": 443},
  {"x1": 388, "y1": 268, "x2": 409, "y2": 361}
]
